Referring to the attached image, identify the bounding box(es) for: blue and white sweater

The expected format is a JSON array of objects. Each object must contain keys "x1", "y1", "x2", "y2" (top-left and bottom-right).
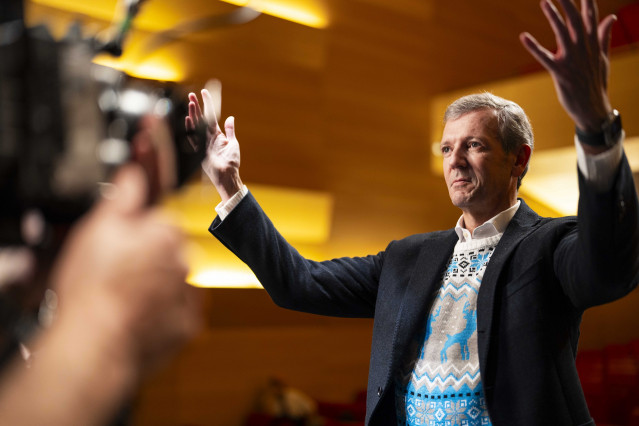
[{"x1": 397, "y1": 234, "x2": 501, "y2": 426}]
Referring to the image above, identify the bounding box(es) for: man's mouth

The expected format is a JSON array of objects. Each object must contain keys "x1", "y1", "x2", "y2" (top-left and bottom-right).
[{"x1": 452, "y1": 178, "x2": 471, "y2": 186}]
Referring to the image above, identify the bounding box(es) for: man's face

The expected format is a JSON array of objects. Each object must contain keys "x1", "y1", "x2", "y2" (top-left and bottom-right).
[{"x1": 441, "y1": 109, "x2": 517, "y2": 218}]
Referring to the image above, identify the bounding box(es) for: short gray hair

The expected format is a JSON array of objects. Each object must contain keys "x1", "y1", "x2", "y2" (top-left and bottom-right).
[{"x1": 444, "y1": 92, "x2": 534, "y2": 189}]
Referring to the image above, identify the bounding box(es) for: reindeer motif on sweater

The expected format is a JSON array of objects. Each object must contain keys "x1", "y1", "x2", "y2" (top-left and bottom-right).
[
  {"x1": 440, "y1": 301, "x2": 476, "y2": 363},
  {"x1": 398, "y1": 236, "x2": 500, "y2": 426}
]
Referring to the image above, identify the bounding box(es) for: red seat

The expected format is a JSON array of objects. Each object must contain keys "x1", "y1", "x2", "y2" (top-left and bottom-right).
[
  {"x1": 603, "y1": 344, "x2": 639, "y2": 425},
  {"x1": 630, "y1": 339, "x2": 639, "y2": 362}
]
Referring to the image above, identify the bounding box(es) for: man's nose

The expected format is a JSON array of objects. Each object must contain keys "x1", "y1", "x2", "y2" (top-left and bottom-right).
[{"x1": 448, "y1": 147, "x2": 467, "y2": 168}]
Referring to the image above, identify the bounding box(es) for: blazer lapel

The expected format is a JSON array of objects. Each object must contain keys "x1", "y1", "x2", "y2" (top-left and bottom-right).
[
  {"x1": 476, "y1": 199, "x2": 541, "y2": 378},
  {"x1": 389, "y1": 230, "x2": 458, "y2": 376}
]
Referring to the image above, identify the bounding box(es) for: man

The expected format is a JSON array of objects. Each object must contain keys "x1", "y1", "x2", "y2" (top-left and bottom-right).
[{"x1": 187, "y1": 0, "x2": 638, "y2": 424}]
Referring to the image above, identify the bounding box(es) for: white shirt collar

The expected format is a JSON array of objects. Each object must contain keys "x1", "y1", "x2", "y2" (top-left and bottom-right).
[{"x1": 454, "y1": 200, "x2": 521, "y2": 242}]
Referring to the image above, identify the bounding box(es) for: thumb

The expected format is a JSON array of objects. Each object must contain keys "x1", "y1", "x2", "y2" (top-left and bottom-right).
[
  {"x1": 102, "y1": 164, "x2": 149, "y2": 215},
  {"x1": 224, "y1": 116, "x2": 236, "y2": 140},
  {"x1": 598, "y1": 14, "x2": 616, "y2": 58}
]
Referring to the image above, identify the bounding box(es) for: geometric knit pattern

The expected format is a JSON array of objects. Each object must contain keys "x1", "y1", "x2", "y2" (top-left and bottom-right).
[{"x1": 396, "y1": 234, "x2": 501, "y2": 426}]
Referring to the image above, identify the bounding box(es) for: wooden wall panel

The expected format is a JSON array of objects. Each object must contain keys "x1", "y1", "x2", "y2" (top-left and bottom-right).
[{"x1": 133, "y1": 294, "x2": 373, "y2": 426}]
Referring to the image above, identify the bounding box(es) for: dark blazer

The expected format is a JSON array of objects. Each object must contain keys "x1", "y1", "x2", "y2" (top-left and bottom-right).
[{"x1": 210, "y1": 155, "x2": 639, "y2": 426}]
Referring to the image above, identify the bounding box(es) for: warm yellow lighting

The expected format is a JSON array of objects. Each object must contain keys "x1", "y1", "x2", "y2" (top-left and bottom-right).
[
  {"x1": 31, "y1": 0, "x2": 328, "y2": 29},
  {"x1": 252, "y1": 184, "x2": 333, "y2": 243},
  {"x1": 30, "y1": 0, "x2": 118, "y2": 22},
  {"x1": 29, "y1": 0, "x2": 182, "y2": 32},
  {"x1": 162, "y1": 180, "x2": 334, "y2": 244},
  {"x1": 222, "y1": 0, "x2": 328, "y2": 28},
  {"x1": 626, "y1": 137, "x2": 639, "y2": 171},
  {"x1": 180, "y1": 238, "x2": 261, "y2": 288},
  {"x1": 131, "y1": 63, "x2": 181, "y2": 82},
  {"x1": 163, "y1": 181, "x2": 333, "y2": 288},
  {"x1": 520, "y1": 165, "x2": 579, "y2": 216},
  {"x1": 31, "y1": 0, "x2": 329, "y2": 33},
  {"x1": 26, "y1": 1, "x2": 185, "y2": 81},
  {"x1": 520, "y1": 137, "x2": 639, "y2": 216},
  {"x1": 188, "y1": 268, "x2": 261, "y2": 288},
  {"x1": 92, "y1": 54, "x2": 183, "y2": 82}
]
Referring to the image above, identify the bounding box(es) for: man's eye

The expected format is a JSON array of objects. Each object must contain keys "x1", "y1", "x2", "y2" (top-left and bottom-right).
[
  {"x1": 441, "y1": 146, "x2": 451, "y2": 154},
  {"x1": 469, "y1": 141, "x2": 482, "y2": 149}
]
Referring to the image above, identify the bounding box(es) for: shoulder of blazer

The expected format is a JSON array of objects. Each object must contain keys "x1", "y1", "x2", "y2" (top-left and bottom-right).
[
  {"x1": 504, "y1": 198, "x2": 578, "y2": 240},
  {"x1": 511, "y1": 199, "x2": 578, "y2": 242},
  {"x1": 385, "y1": 229, "x2": 457, "y2": 253}
]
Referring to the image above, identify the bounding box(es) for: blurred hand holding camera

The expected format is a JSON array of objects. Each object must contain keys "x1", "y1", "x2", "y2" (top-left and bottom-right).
[{"x1": 0, "y1": 117, "x2": 201, "y2": 426}]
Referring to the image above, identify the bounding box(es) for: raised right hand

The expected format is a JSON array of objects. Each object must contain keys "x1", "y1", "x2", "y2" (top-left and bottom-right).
[{"x1": 186, "y1": 89, "x2": 243, "y2": 202}]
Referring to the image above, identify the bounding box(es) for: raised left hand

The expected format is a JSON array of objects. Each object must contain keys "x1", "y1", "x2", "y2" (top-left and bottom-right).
[{"x1": 520, "y1": 0, "x2": 615, "y2": 133}]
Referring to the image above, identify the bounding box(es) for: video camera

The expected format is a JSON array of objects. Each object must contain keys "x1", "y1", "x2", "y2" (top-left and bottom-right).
[
  {"x1": 0, "y1": 0, "x2": 209, "y2": 366},
  {"x1": 0, "y1": 0, "x2": 206, "y2": 247}
]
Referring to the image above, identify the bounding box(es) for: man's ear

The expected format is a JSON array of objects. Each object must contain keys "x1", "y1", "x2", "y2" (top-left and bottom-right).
[{"x1": 512, "y1": 144, "x2": 532, "y2": 178}]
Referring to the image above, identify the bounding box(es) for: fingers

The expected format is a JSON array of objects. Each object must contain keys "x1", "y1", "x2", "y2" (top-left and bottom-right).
[
  {"x1": 187, "y1": 93, "x2": 202, "y2": 130},
  {"x1": 188, "y1": 92, "x2": 203, "y2": 125},
  {"x1": 224, "y1": 116, "x2": 235, "y2": 141},
  {"x1": 541, "y1": 0, "x2": 571, "y2": 54},
  {"x1": 581, "y1": 0, "x2": 598, "y2": 35},
  {"x1": 201, "y1": 89, "x2": 220, "y2": 131},
  {"x1": 598, "y1": 14, "x2": 616, "y2": 58},
  {"x1": 187, "y1": 93, "x2": 203, "y2": 149},
  {"x1": 204, "y1": 78, "x2": 222, "y2": 122},
  {"x1": 525, "y1": 0, "x2": 606, "y2": 68},
  {"x1": 520, "y1": 32, "x2": 557, "y2": 72},
  {"x1": 185, "y1": 115, "x2": 194, "y2": 133},
  {"x1": 187, "y1": 89, "x2": 222, "y2": 131},
  {"x1": 556, "y1": 0, "x2": 585, "y2": 40},
  {"x1": 185, "y1": 116, "x2": 197, "y2": 151}
]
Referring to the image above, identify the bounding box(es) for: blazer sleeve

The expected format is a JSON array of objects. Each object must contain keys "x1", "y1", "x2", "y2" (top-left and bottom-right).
[
  {"x1": 554, "y1": 152, "x2": 639, "y2": 310},
  {"x1": 209, "y1": 192, "x2": 382, "y2": 318}
]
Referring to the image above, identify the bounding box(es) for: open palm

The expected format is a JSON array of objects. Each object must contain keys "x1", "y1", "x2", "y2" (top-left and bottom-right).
[{"x1": 185, "y1": 89, "x2": 242, "y2": 201}]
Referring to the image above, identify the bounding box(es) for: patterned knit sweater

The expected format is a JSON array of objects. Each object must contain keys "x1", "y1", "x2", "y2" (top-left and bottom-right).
[{"x1": 396, "y1": 233, "x2": 502, "y2": 426}]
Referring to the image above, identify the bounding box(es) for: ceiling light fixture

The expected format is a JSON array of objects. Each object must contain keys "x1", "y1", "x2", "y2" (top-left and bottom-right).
[{"x1": 220, "y1": 0, "x2": 328, "y2": 28}]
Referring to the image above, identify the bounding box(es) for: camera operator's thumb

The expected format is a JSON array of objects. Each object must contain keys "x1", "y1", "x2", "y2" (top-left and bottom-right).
[
  {"x1": 101, "y1": 164, "x2": 149, "y2": 216},
  {"x1": 130, "y1": 115, "x2": 177, "y2": 205}
]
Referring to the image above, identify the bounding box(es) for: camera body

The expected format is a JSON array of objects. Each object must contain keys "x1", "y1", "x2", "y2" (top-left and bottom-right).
[{"x1": 0, "y1": 15, "x2": 205, "y2": 246}]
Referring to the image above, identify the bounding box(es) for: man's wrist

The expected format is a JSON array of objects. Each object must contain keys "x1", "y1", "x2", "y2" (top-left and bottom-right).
[
  {"x1": 575, "y1": 131, "x2": 624, "y2": 192},
  {"x1": 216, "y1": 171, "x2": 244, "y2": 204},
  {"x1": 576, "y1": 109, "x2": 622, "y2": 149},
  {"x1": 216, "y1": 185, "x2": 249, "y2": 221}
]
